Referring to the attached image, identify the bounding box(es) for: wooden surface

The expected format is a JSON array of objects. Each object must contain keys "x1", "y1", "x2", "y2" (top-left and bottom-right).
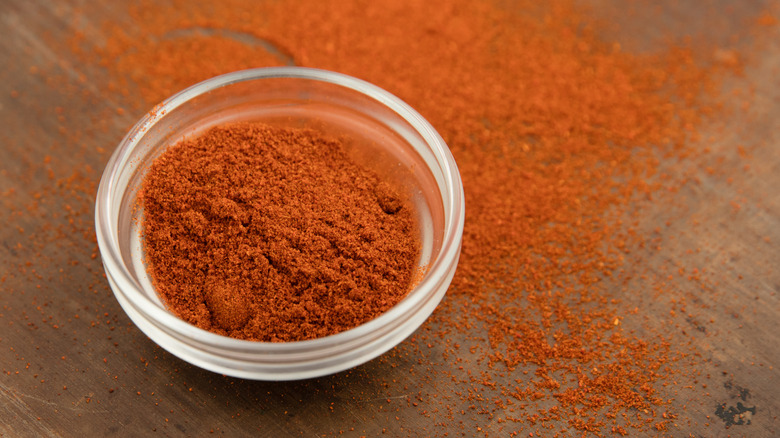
[{"x1": 1, "y1": 1, "x2": 779, "y2": 436}]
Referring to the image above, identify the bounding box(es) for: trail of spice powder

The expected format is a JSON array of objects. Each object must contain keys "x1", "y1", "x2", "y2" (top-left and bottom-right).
[
  {"x1": 64, "y1": 0, "x2": 761, "y2": 434},
  {"x1": 140, "y1": 122, "x2": 419, "y2": 341}
]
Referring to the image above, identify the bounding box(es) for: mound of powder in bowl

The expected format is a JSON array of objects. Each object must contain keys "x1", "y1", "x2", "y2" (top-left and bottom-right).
[{"x1": 139, "y1": 122, "x2": 420, "y2": 342}]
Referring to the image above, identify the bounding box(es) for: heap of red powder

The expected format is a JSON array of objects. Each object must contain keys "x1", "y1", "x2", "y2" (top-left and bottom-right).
[{"x1": 141, "y1": 122, "x2": 419, "y2": 341}]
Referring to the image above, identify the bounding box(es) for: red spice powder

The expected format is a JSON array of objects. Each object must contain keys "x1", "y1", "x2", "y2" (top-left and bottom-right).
[
  {"x1": 2, "y1": 0, "x2": 777, "y2": 435},
  {"x1": 60, "y1": 0, "x2": 774, "y2": 434},
  {"x1": 140, "y1": 122, "x2": 419, "y2": 341}
]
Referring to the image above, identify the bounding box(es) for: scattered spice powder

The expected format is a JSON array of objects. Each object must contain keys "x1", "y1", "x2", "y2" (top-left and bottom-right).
[
  {"x1": 67, "y1": 0, "x2": 747, "y2": 433},
  {"x1": 0, "y1": 0, "x2": 773, "y2": 436},
  {"x1": 141, "y1": 122, "x2": 419, "y2": 341}
]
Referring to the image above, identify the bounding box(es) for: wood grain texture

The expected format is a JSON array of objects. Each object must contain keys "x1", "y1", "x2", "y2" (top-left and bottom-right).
[{"x1": 1, "y1": 0, "x2": 778, "y2": 436}]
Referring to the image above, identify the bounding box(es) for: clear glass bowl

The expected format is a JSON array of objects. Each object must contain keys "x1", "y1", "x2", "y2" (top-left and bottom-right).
[{"x1": 95, "y1": 67, "x2": 465, "y2": 380}]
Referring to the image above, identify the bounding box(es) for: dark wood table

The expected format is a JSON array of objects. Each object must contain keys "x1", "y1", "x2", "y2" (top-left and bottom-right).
[{"x1": 2, "y1": 1, "x2": 778, "y2": 436}]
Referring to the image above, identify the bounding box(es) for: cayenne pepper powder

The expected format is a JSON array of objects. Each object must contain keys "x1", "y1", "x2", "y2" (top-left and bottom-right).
[
  {"x1": 3, "y1": 1, "x2": 778, "y2": 437},
  {"x1": 140, "y1": 122, "x2": 419, "y2": 341},
  {"x1": 58, "y1": 0, "x2": 778, "y2": 435}
]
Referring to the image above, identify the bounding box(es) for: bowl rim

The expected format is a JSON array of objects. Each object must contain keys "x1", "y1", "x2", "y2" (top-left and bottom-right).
[{"x1": 95, "y1": 66, "x2": 465, "y2": 354}]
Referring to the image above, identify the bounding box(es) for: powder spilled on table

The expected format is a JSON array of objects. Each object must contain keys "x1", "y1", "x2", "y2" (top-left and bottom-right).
[{"x1": 60, "y1": 0, "x2": 773, "y2": 434}]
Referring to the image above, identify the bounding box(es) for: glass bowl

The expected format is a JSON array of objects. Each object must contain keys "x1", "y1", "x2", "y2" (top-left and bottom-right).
[{"x1": 95, "y1": 67, "x2": 465, "y2": 380}]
